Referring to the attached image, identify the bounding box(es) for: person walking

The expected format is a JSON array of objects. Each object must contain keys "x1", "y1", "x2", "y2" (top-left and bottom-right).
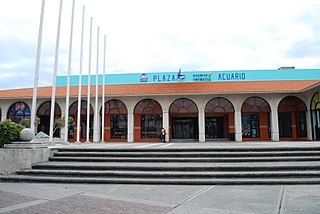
[{"x1": 161, "y1": 127, "x2": 166, "y2": 142}]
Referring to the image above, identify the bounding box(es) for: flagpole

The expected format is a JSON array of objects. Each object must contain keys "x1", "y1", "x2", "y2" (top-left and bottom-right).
[
  {"x1": 49, "y1": 0, "x2": 63, "y2": 142},
  {"x1": 31, "y1": 0, "x2": 45, "y2": 134},
  {"x1": 94, "y1": 27, "x2": 100, "y2": 143},
  {"x1": 76, "y1": 5, "x2": 85, "y2": 143},
  {"x1": 86, "y1": 17, "x2": 93, "y2": 143},
  {"x1": 64, "y1": 0, "x2": 75, "y2": 143},
  {"x1": 101, "y1": 35, "x2": 106, "y2": 143}
]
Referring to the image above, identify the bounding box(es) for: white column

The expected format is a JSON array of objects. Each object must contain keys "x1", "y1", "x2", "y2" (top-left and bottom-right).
[
  {"x1": 234, "y1": 110, "x2": 242, "y2": 142},
  {"x1": 198, "y1": 109, "x2": 205, "y2": 143},
  {"x1": 271, "y1": 109, "x2": 279, "y2": 141},
  {"x1": 163, "y1": 110, "x2": 169, "y2": 142},
  {"x1": 76, "y1": 6, "x2": 85, "y2": 143},
  {"x1": 306, "y1": 109, "x2": 313, "y2": 141},
  {"x1": 93, "y1": 27, "x2": 100, "y2": 143},
  {"x1": 64, "y1": 0, "x2": 75, "y2": 143},
  {"x1": 31, "y1": 0, "x2": 45, "y2": 134},
  {"x1": 86, "y1": 17, "x2": 93, "y2": 143},
  {"x1": 49, "y1": 0, "x2": 63, "y2": 142},
  {"x1": 101, "y1": 35, "x2": 106, "y2": 143},
  {"x1": 127, "y1": 111, "x2": 134, "y2": 142}
]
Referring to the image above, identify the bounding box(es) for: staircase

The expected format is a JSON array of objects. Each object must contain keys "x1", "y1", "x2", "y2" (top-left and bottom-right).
[{"x1": 1, "y1": 145, "x2": 320, "y2": 185}]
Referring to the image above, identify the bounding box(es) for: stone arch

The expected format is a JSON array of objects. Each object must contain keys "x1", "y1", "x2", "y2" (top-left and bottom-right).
[
  {"x1": 311, "y1": 92, "x2": 320, "y2": 140},
  {"x1": 134, "y1": 99, "x2": 163, "y2": 141},
  {"x1": 205, "y1": 97, "x2": 235, "y2": 140},
  {"x1": 169, "y1": 98, "x2": 198, "y2": 114},
  {"x1": 278, "y1": 96, "x2": 307, "y2": 139},
  {"x1": 68, "y1": 100, "x2": 94, "y2": 141},
  {"x1": 169, "y1": 98, "x2": 199, "y2": 139},
  {"x1": 37, "y1": 101, "x2": 61, "y2": 136},
  {"x1": 241, "y1": 97, "x2": 271, "y2": 140},
  {"x1": 102, "y1": 99, "x2": 128, "y2": 141}
]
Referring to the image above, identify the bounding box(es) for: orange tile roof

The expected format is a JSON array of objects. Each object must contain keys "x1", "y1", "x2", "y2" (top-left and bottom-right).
[{"x1": 0, "y1": 80, "x2": 319, "y2": 99}]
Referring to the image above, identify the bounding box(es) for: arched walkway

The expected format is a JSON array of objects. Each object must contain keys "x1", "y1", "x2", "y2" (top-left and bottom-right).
[
  {"x1": 134, "y1": 99, "x2": 162, "y2": 142},
  {"x1": 101, "y1": 99, "x2": 128, "y2": 142},
  {"x1": 311, "y1": 92, "x2": 320, "y2": 140},
  {"x1": 68, "y1": 101, "x2": 94, "y2": 142},
  {"x1": 241, "y1": 97, "x2": 271, "y2": 140},
  {"x1": 7, "y1": 101, "x2": 30, "y2": 124},
  {"x1": 37, "y1": 101, "x2": 61, "y2": 136},
  {"x1": 169, "y1": 98, "x2": 198, "y2": 140},
  {"x1": 278, "y1": 96, "x2": 307, "y2": 140},
  {"x1": 205, "y1": 97, "x2": 234, "y2": 140}
]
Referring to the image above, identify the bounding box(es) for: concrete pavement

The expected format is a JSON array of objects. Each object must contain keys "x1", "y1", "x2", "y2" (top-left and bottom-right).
[
  {"x1": 0, "y1": 183, "x2": 320, "y2": 213},
  {"x1": 1, "y1": 141, "x2": 320, "y2": 213}
]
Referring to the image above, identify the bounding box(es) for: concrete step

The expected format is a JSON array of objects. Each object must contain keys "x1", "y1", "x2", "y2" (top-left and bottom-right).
[
  {"x1": 57, "y1": 147, "x2": 320, "y2": 153},
  {"x1": 32, "y1": 161, "x2": 320, "y2": 172},
  {"x1": 15, "y1": 169, "x2": 320, "y2": 178},
  {"x1": 48, "y1": 156, "x2": 320, "y2": 162},
  {"x1": 1, "y1": 175, "x2": 320, "y2": 185},
  {"x1": 5, "y1": 145, "x2": 320, "y2": 185},
  {"x1": 53, "y1": 151, "x2": 320, "y2": 158}
]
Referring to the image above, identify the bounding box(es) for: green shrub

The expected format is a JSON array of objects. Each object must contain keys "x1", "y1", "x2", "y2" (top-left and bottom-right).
[{"x1": 0, "y1": 120, "x2": 24, "y2": 147}]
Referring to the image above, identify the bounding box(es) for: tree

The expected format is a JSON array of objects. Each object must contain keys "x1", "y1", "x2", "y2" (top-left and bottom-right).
[
  {"x1": 20, "y1": 117, "x2": 41, "y2": 128},
  {"x1": 53, "y1": 116, "x2": 75, "y2": 137}
]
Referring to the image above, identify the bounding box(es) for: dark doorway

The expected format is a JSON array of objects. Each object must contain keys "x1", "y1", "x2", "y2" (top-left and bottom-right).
[
  {"x1": 172, "y1": 117, "x2": 198, "y2": 139},
  {"x1": 205, "y1": 117, "x2": 224, "y2": 139},
  {"x1": 279, "y1": 112, "x2": 292, "y2": 138}
]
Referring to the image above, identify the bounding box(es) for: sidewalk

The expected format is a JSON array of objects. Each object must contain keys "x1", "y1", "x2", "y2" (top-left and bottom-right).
[{"x1": 0, "y1": 183, "x2": 320, "y2": 214}]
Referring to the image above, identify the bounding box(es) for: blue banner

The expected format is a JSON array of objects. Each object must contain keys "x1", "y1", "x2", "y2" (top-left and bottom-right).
[{"x1": 56, "y1": 69, "x2": 320, "y2": 86}]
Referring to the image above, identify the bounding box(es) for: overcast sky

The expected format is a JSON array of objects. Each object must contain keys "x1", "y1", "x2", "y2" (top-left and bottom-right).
[{"x1": 0, "y1": 0, "x2": 320, "y2": 89}]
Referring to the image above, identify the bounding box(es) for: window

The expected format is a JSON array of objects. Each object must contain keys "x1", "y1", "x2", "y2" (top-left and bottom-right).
[
  {"x1": 111, "y1": 115, "x2": 127, "y2": 139},
  {"x1": 104, "y1": 100, "x2": 128, "y2": 139},
  {"x1": 135, "y1": 99, "x2": 163, "y2": 139},
  {"x1": 68, "y1": 101, "x2": 94, "y2": 140},
  {"x1": 242, "y1": 113, "x2": 260, "y2": 138},
  {"x1": 7, "y1": 102, "x2": 30, "y2": 124},
  {"x1": 278, "y1": 96, "x2": 307, "y2": 139},
  {"x1": 169, "y1": 98, "x2": 198, "y2": 114},
  {"x1": 205, "y1": 97, "x2": 234, "y2": 113},
  {"x1": 296, "y1": 111, "x2": 307, "y2": 137},
  {"x1": 241, "y1": 97, "x2": 270, "y2": 139},
  {"x1": 141, "y1": 115, "x2": 162, "y2": 138}
]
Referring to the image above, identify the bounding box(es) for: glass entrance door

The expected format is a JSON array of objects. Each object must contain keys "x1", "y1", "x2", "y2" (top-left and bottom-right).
[
  {"x1": 205, "y1": 117, "x2": 224, "y2": 139},
  {"x1": 172, "y1": 118, "x2": 198, "y2": 139}
]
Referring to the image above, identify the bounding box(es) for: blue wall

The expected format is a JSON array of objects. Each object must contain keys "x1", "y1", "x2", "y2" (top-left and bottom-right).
[{"x1": 56, "y1": 69, "x2": 320, "y2": 86}]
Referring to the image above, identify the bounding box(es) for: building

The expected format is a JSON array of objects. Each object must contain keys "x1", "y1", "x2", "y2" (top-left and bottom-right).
[{"x1": 0, "y1": 68, "x2": 319, "y2": 143}]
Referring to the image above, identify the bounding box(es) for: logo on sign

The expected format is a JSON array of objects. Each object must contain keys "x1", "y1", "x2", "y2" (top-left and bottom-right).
[
  {"x1": 140, "y1": 73, "x2": 148, "y2": 82},
  {"x1": 177, "y1": 69, "x2": 186, "y2": 81}
]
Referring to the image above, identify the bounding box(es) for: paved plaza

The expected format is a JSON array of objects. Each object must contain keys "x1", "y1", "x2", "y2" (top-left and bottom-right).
[
  {"x1": 1, "y1": 141, "x2": 320, "y2": 213},
  {"x1": 0, "y1": 183, "x2": 320, "y2": 214}
]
